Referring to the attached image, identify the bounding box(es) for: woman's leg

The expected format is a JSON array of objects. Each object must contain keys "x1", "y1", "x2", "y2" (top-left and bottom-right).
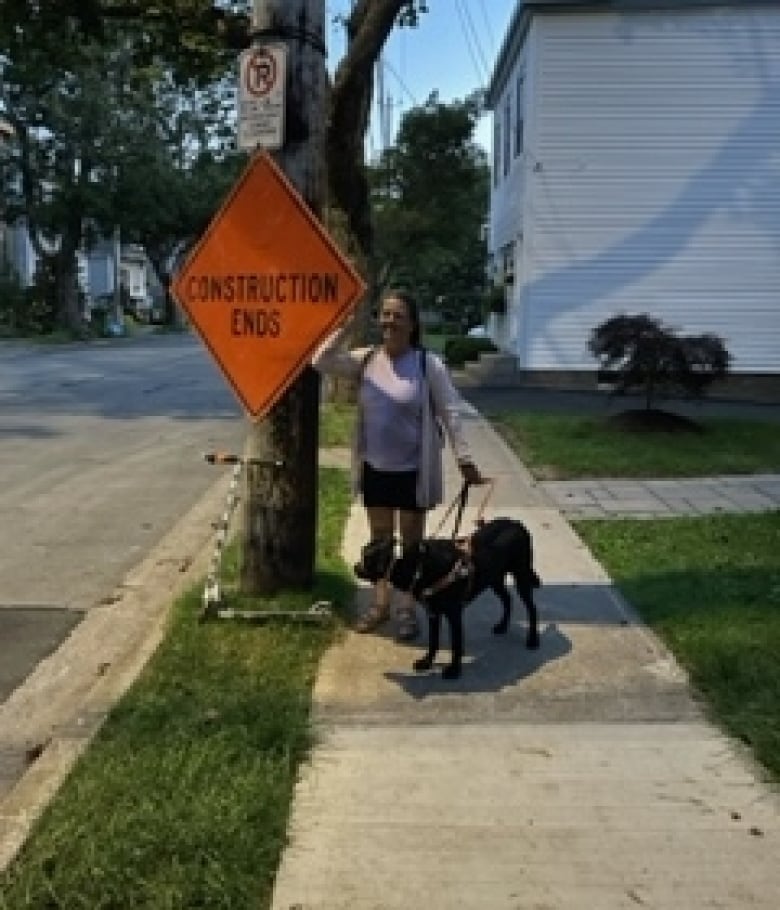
[
  {"x1": 395, "y1": 509, "x2": 426, "y2": 640},
  {"x1": 398, "y1": 509, "x2": 425, "y2": 546},
  {"x1": 355, "y1": 506, "x2": 395, "y2": 632}
]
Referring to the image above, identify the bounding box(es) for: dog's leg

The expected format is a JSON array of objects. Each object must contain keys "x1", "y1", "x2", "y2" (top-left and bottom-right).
[
  {"x1": 516, "y1": 582, "x2": 540, "y2": 649},
  {"x1": 413, "y1": 611, "x2": 439, "y2": 672},
  {"x1": 491, "y1": 583, "x2": 512, "y2": 635},
  {"x1": 442, "y1": 607, "x2": 463, "y2": 680}
]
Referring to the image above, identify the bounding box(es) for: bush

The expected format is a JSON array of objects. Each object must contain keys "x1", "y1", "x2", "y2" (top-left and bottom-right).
[
  {"x1": 589, "y1": 313, "x2": 731, "y2": 409},
  {"x1": 444, "y1": 336, "x2": 497, "y2": 368},
  {"x1": 0, "y1": 264, "x2": 57, "y2": 336}
]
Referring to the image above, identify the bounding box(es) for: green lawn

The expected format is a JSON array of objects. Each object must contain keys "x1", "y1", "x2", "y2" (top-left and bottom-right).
[
  {"x1": 491, "y1": 409, "x2": 780, "y2": 779},
  {"x1": 0, "y1": 467, "x2": 354, "y2": 910},
  {"x1": 490, "y1": 413, "x2": 780, "y2": 479},
  {"x1": 577, "y1": 512, "x2": 780, "y2": 780},
  {"x1": 319, "y1": 401, "x2": 356, "y2": 448}
]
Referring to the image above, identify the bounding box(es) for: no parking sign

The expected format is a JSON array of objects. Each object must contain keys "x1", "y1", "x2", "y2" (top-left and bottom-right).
[{"x1": 238, "y1": 44, "x2": 286, "y2": 151}]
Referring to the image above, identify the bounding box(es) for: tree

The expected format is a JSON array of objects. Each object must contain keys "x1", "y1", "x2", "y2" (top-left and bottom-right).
[
  {"x1": 589, "y1": 314, "x2": 731, "y2": 410},
  {"x1": 0, "y1": 0, "x2": 429, "y2": 333},
  {"x1": 369, "y1": 92, "x2": 489, "y2": 325},
  {"x1": 326, "y1": 1, "x2": 428, "y2": 262},
  {"x1": 1, "y1": 9, "x2": 243, "y2": 331}
]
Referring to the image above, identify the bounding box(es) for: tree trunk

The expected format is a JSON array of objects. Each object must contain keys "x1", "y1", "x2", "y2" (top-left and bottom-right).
[
  {"x1": 240, "y1": 0, "x2": 326, "y2": 593},
  {"x1": 56, "y1": 208, "x2": 85, "y2": 335},
  {"x1": 320, "y1": 0, "x2": 411, "y2": 394}
]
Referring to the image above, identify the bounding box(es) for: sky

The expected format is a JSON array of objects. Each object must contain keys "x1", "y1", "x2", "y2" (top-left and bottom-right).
[{"x1": 326, "y1": 1, "x2": 518, "y2": 157}]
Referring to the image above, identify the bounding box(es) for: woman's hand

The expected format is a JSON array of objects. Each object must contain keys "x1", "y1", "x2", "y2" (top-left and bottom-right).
[{"x1": 458, "y1": 461, "x2": 484, "y2": 485}]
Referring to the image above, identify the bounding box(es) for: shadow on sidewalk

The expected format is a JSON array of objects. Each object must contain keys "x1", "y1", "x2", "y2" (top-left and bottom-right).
[{"x1": 384, "y1": 621, "x2": 571, "y2": 699}]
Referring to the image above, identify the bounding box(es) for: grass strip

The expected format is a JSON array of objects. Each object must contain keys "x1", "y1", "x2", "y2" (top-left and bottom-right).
[
  {"x1": 491, "y1": 413, "x2": 780, "y2": 479},
  {"x1": 0, "y1": 466, "x2": 353, "y2": 910},
  {"x1": 318, "y1": 402, "x2": 356, "y2": 448},
  {"x1": 576, "y1": 511, "x2": 780, "y2": 779}
]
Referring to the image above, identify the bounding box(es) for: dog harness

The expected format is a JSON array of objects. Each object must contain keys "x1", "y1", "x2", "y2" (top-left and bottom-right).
[{"x1": 419, "y1": 550, "x2": 475, "y2": 601}]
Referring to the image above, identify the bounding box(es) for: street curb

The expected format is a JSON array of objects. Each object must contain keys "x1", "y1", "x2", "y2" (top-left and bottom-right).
[{"x1": 0, "y1": 473, "x2": 232, "y2": 872}]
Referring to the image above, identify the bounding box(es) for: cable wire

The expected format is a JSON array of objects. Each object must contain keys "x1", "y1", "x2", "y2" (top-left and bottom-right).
[{"x1": 454, "y1": 0, "x2": 491, "y2": 87}]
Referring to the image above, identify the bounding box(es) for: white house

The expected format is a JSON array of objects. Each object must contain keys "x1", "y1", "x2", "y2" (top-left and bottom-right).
[
  {"x1": 486, "y1": 0, "x2": 780, "y2": 397},
  {"x1": 1, "y1": 222, "x2": 158, "y2": 321}
]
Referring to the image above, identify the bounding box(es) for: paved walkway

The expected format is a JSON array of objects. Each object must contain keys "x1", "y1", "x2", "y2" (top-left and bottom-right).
[
  {"x1": 541, "y1": 474, "x2": 780, "y2": 519},
  {"x1": 272, "y1": 408, "x2": 779, "y2": 909}
]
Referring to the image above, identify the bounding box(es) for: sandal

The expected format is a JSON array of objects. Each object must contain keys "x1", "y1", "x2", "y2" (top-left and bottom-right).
[
  {"x1": 355, "y1": 600, "x2": 390, "y2": 633},
  {"x1": 396, "y1": 604, "x2": 419, "y2": 642}
]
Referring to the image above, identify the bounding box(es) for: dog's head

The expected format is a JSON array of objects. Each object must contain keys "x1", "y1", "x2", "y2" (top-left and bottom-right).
[{"x1": 353, "y1": 537, "x2": 396, "y2": 583}]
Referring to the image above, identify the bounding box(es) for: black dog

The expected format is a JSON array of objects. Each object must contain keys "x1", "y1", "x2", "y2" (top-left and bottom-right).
[{"x1": 354, "y1": 518, "x2": 540, "y2": 679}]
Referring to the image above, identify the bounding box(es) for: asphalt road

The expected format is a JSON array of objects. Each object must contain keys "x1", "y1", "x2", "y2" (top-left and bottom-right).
[{"x1": 0, "y1": 334, "x2": 244, "y2": 704}]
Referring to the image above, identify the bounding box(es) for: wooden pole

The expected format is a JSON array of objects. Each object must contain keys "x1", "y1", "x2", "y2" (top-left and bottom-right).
[{"x1": 240, "y1": 0, "x2": 326, "y2": 593}]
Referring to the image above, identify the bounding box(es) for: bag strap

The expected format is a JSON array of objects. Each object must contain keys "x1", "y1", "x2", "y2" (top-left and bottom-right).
[{"x1": 360, "y1": 345, "x2": 376, "y2": 374}]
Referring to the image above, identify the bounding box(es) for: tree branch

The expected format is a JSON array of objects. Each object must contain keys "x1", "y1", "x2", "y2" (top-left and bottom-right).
[{"x1": 327, "y1": 0, "x2": 413, "y2": 258}]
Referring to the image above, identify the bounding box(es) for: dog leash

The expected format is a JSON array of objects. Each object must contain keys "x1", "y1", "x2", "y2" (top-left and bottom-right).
[{"x1": 430, "y1": 478, "x2": 496, "y2": 540}]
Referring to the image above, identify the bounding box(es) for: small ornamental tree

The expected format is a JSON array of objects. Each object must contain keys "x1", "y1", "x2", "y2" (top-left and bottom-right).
[{"x1": 589, "y1": 314, "x2": 731, "y2": 410}]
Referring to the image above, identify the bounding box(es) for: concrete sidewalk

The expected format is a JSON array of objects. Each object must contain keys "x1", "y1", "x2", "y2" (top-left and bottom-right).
[
  {"x1": 272, "y1": 407, "x2": 779, "y2": 909},
  {"x1": 541, "y1": 474, "x2": 780, "y2": 519}
]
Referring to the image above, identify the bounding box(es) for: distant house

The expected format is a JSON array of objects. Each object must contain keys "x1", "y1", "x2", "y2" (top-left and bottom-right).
[
  {"x1": 486, "y1": 0, "x2": 780, "y2": 397},
  {"x1": 85, "y1": 238, "x2": 157, "y2": 320},
  {"x1": 1, "y1": 220, "x2": 160, "y2": 322}
]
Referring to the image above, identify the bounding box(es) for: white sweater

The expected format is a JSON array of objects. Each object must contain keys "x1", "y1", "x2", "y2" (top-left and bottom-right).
[{"x1": 311, "y1": 328, "x2": 472, "y2": 508}]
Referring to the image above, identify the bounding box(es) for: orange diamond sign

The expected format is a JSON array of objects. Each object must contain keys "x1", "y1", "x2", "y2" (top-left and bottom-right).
[{"x1": 172, "y1": 150, "x2": 366, "y2": 417}]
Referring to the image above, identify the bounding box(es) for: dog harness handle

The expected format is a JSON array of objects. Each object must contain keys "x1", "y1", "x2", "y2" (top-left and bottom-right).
[
  {"x1": 473, "y1": 478, "x2": 496, "y2": 528},
  {"x1": 430, "y1": 478, "x2": 496, "y2": 540},
  {"x1": 451, "y1": 482, "x2": 470, "y2": 538}
]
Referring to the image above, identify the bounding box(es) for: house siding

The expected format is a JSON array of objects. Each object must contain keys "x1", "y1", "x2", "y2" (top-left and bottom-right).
[
  {"x1": 495, "y1": 5, "x2": 780, "y2": 374},
  {"x1": 489, "y1": 35, "x2": 534, "y2": 353}
]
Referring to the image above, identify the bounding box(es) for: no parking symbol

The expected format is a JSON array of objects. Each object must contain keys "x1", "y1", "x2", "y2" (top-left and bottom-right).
[
  {"x1": 244, "y1": 48, "x2": 277, "y2": 97},
  {"x1": 238, "y1": 44, "x2": 286, "y2": 151}
]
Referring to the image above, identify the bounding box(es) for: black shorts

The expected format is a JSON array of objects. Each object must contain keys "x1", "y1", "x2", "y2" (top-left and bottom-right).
[{"x1": 361, "y1": 462, "x2": 423, "y2": 512}]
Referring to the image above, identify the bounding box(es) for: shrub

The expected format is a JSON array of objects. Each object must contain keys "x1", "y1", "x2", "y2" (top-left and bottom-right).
[
  {"x1": 444, "y1": 336, "x2": 497, "y2": 368},
  {"x1": 589, "y1": 314, "x2": 731, "y2": 409},
  {"x1": 0, "y1": 264, "x2": 57, "y2": 336}
]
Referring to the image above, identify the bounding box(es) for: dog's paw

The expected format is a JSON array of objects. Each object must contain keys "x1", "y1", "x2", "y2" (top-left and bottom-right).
[
  {"x1": 413, "y1": 656, "x2": 433, "y2": 673},
  {"x1": 492, "y1": 620, "x2": 509, "y2": 635},
  {"x1": 442, "y1": 664, "x2": 461, "y2": 680},
  {"x1": 526, "y1": 632, "x2": 541, "y2": 650}
]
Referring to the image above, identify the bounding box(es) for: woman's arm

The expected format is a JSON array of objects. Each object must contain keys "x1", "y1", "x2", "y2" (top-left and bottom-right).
[
  {"x1": 425, "y1": 351, "x2": 480, "y2": 480},
  {"x1": 310, "y1": 322, "x2": 371, "y2": 378}
]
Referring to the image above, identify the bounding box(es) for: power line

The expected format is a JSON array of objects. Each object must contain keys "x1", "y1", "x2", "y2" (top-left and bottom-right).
[
  {"x1": 382, "y1": 58, "x2": 418, "y2": 107},
  {"x1": 475, "y1": 0, "x2": 497, "y2": 57},
  {"x1": 454, "y1": 0, "x2": 490, "y2": 87}
]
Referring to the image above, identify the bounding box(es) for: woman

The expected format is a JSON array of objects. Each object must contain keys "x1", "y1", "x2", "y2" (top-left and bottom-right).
[{"x1": 312, "y1": 289, "x2": 482, "y2": 640}]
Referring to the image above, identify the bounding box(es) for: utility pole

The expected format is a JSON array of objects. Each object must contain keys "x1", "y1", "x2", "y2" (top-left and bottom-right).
[{"x1": 241, "y1": 0, "x2": 327, "y2": 593}]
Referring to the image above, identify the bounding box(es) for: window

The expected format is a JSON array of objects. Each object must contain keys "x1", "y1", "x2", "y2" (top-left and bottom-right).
[
  {"x1": 493, "y1": 119, "x2": 501, "y2": 186},
  {"x1": 515, "y1": 74, "x2": 524, "y2": 155},
  {"x1": 502, "y1": 243, "x2": 515, "y2": 285},
  {"x1": 503, "y1": 94, "x2": 511, "y2": 177}
]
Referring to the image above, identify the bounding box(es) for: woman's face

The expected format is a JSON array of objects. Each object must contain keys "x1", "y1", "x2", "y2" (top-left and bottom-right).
[{"x1": 379, "y1": 296, "x2": 414, "y2": 350}]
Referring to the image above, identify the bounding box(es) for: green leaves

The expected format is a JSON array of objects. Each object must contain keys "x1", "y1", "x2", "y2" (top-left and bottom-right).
[{"x1": 370, "y1": 95, "x2": 489, "y2": 324}]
